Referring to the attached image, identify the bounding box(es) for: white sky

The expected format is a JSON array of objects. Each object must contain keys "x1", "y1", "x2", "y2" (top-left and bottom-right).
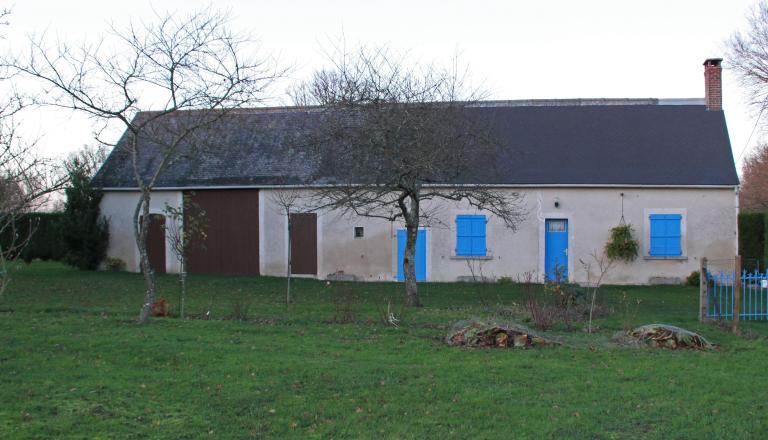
[{"x1": 2, "y1": 0, "x2": 762, "y2": 172}]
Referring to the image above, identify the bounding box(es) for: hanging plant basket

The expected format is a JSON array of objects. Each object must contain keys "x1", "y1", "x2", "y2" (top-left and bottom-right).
[{"x1": 605, "y1": 224, "x2": 639, "y2": 262}]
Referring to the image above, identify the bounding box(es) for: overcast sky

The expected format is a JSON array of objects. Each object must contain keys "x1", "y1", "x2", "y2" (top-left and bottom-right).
[{"x1": 3, "y1": 0, "x2": 762, "y2": 171}]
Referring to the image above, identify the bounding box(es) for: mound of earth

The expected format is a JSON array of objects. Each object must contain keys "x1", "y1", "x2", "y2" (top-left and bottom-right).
[
  {"x1": 446, "y1": 320, "x2": 557, "y2": 348},
  {"x1": 615, "y1": 324, "x2": 717, "y2": 350}
]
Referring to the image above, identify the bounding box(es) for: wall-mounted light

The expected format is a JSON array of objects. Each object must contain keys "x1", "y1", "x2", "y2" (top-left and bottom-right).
[{"x1": 554, "y1": 197, "x2": 561, "y2": 208}]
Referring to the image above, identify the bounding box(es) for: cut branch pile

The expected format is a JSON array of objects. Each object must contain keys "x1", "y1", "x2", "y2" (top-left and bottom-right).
[
  {"x1": 446, "y1": 320, "x2": 558, "y2": 348},
  {"x1": 617, "y1": 324, "x2": 717, "y2": 350}
]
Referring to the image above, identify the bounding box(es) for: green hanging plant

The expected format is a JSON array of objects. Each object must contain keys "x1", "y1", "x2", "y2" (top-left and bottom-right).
[{"x1": 605, "y1": 224, "x2": 639, "y2": 262}]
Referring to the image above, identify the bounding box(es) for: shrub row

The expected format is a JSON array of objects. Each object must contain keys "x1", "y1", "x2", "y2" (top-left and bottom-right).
[
  {"x1": 0, "y1": 212, "x2": 66, "y2": 263},
  {"x1": 738, "y1": 212, "x2": 768, "y2": 272}
]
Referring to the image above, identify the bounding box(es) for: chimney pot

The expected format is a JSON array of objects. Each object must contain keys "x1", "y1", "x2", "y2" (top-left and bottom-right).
[{"x1": 703, "y1": 58, "x2": 723, "y2": 111}]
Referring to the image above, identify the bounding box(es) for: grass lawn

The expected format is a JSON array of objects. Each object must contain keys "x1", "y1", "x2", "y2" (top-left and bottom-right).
[{"x1": 1, "y1": 262, "x2": 767, "y2": 439}]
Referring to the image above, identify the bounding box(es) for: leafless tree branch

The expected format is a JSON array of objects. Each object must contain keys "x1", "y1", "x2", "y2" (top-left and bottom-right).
[
  {"x1": 296, "y1": 43, "x2": 526, "y2": 306},
  {"x1": 6, "y1": 8, "x2": 287, "y2": 323}
]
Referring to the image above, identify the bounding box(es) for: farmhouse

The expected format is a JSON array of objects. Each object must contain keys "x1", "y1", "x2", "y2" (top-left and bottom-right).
[{"x1": 92, "y1": 59, "x2": 739, "y2": 285}]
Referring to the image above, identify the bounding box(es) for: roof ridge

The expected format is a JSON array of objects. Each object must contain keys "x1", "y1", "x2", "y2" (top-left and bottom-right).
[
  {"x1": 136, "y1": 97, "x2": 707, "y2": 115},
  {"x1": 469, "y1": 98, "x2": 704, "y2": 107}
]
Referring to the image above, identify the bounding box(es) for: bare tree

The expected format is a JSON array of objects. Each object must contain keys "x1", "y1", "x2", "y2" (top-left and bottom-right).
[
  {"x1": 0, "y1": 99, "x2": 67, "y2": 297},
  {"x1": 8, "y1": 9, "x2": 285, "y2": 323},
  {"x1": 0, "y1": 8, "x2": 66, "y2": 296},
  {"x1": 294, "y1": 45, "x2": 526, "y2": 307},
  {"x1": 579, "y1": 251, "x2": 614, "y2": 334},
  {"x1": 739, "y1": 143, "x2": 768, "y2": 211},
  {"x1": 270, "y1": 190, "x2": 301, "y2": 305},
  {"x1": 65, "y1": 145, "x2": 107, "y2": 178},
  {"x1": 729, "y1": 1, "x2": 768, "y2": 119},
  {"x1": 162, "y1": 195, "x2": 207, "y2": 319}
]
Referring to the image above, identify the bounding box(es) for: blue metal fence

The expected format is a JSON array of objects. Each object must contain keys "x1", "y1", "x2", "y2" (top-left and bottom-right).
[{"x1": 707, "y1": 270, "x2": 768, "y2": 320}]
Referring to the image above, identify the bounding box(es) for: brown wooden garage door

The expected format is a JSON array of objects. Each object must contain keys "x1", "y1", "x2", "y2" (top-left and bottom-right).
[
  {"x1": 290, "y1": 213, "x2": 317, "y2": 275},
  {"x1": 146, "y1": 214, "x2": 166, "y2": 274},
  {"x1": 185, "y1": 189, "x2": 259, "y2": 275}
]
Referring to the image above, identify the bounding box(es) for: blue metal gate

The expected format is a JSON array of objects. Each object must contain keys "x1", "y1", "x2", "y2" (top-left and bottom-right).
[{"x1": 707, "y1": 270, "x2": 768, "y2": 320}]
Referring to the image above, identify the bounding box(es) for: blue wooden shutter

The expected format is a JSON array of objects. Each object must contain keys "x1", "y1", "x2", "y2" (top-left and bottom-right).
[
  {"x1": 456, "y1": 217, "x2": 472, "y2": 256},
  {"x1": 456, "y1": 215, "x2": 486, "y2": 256},
  {"x1": 649, "y1": 214, "x2": 682, "y2": 256},
  {"x1": 471, "y1": 217, "x2": 486, "y2": 255},
  {"x1": 665, "y1": 215, "x2": 682, "y2": 256}
]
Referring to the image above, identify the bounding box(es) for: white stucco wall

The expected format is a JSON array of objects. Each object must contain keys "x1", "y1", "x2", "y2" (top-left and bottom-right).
[
  {"x1": 100, "y1": 191, "x2": 183, "y2": 273},
  {"x1": 428, "y1": 188, "x2": 736, "y2": 284},
  {"x1": 259, "y1": 189, "x2": 395, "y2": 281},
  {"x1": 103, "y1": 186, "x2": 738, "y2": 285},
  {"x1": 260, "y1": 187, "x2": 738, "y2": 285}
]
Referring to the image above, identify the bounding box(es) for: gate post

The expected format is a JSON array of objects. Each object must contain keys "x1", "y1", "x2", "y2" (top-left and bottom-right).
[
  {"x1": 699, "y1": 257, "x2": 708, "y2": 321},
  {"x1": 733, "y1": 255, "x2": 741, "y2": 334}
]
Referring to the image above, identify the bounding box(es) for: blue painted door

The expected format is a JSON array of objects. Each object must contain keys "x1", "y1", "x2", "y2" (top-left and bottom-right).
[
  {"x1": 397, "y1": 229, "x2": 426, "y2": 281},
  {"x1": 545, "y1": 219, "x2": 568, "y2": 281}
]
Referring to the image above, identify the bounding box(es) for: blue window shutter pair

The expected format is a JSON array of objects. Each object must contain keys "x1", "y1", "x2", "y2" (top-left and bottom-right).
[
  {"x1": 649, "y1": 214, "x2": 682, "y2": 256},
  {"x1": 456, "y1": 215, "x2": 487, "y2": 256}
]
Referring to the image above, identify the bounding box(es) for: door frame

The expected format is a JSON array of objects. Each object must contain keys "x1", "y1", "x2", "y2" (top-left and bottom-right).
[{"x1": 538, "y1": 213, "x2": 573, "y2": 282}]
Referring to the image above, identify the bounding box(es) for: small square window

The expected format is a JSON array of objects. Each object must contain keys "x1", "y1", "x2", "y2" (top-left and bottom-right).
[{"x1": 354, "y1": 226, "x2": 364, "y2": 238}]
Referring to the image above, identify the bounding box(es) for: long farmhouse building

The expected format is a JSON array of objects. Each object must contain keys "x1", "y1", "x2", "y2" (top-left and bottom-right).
[{"x1": 92, "y1": 59, "x2": 739, "y2": 285}]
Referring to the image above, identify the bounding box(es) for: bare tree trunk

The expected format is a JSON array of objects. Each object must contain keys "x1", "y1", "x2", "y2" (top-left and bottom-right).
[
  {"x1": 136, "y1": 189, "x2": 156, "y2": 324},
  {"x1": 0, "y1": 244, "x2": 9, "y2": 299},
  {"x1": 403, "y1": 222, "x2": 421, "y2": 307},
  {"x1": 588, "y1": 288, "x2": 598, "y2": 333},
  {"x1": 180, "y1": 258, "x2": 186, "y2": 319},
  {"x1": 397, "y1": 193, "x2": 422, "y2": 307},
  {"x1": 286, "y1": 214, "x2": 292, "y2": 305},
  {"x1": 586, "y1": 256, "x2": 612, "y2": 333}
]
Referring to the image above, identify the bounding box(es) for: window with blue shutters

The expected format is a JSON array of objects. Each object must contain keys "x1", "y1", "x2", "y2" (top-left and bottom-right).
[
  {"x1": 456, "y1": 215, "x2": 487, "y2": 256},
  {"x1": 649, "y1": 214, "x2": 682, "y2": 257}
]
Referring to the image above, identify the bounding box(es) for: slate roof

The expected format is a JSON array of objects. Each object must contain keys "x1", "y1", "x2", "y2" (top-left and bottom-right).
[{"x1": 91, "y1": 100, "x2": 740, "y2": 188}]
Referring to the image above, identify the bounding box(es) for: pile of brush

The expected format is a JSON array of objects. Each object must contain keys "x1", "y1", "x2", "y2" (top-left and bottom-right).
[
  {"x1": 446, "y1": 320, "x2": 557, "y2": 348},
  {"x1": 616, "y1": 324, "x2": 716, "y2": 350}
]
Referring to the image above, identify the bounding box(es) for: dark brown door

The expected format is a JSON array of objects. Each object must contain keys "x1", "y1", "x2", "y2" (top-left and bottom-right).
[
  {"x1": 290, "y1": 213, "x2": 317, "y2": 275},
  {"x1": 185, "y1": 189, "x2": 259, "y2": 275},
  {"x1": 146, "y1": 214, "x2": 166, "y2": 274}
]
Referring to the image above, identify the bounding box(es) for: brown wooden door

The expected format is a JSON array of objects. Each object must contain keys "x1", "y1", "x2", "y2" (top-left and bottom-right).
[
  {"x1": 290, "y1": 213, "x2": 317, "y2": 275},
  {"x1": 146, "y1": 214, "x2": 166, "y2": 274},
  {"x1": 184, "y1": 190, "x2": 259, "y2": 275}
]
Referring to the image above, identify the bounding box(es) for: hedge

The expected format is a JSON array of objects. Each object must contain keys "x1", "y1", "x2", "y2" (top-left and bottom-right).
[
  {"x1": 739, "y1": 212, "x2": 768, "y2": 272},
  {"x1": 0, "y1": 212, "x2": 66, "y2": 262}
]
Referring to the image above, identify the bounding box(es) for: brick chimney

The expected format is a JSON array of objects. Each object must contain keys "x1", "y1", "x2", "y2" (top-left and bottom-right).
[{"x1": 703, "y1": 58, "x2": 723, "y2": 111}]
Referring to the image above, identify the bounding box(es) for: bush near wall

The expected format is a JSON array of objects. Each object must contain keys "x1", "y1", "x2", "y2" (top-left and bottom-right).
[
  {"x1": 0, "y1": 213, "x2": 66, "y2": 263},
  {"x1": 738, "y1": 212, "x2": 767, "y2": 272}
]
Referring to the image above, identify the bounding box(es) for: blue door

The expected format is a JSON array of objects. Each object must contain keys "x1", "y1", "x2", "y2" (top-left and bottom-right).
[
  {"x1": 397, "y1": 229, "x2": 426, "y2": 281},
  {"x1": 545, "y1": 219, "x2": 568, "y2": 281}
]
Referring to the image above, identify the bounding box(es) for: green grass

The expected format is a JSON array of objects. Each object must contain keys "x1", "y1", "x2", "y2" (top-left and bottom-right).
[{"x1": 1, "y1": 262, "x2": 767, "y2": 439}]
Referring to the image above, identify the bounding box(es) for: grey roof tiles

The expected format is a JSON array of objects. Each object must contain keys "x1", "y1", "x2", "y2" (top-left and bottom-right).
[{"x1": 91, "y1": 103, "x2": 739, "y2": 189}]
